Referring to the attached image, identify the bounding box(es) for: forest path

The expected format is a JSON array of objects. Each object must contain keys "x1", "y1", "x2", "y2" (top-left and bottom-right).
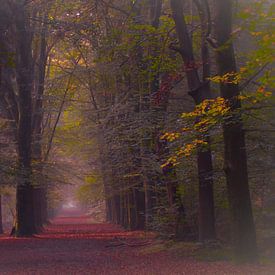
[{"x1": 0, "y1": 215, "x2": 274, "y2": 275}]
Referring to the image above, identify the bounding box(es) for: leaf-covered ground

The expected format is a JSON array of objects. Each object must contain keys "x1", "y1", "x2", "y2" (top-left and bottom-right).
[{"x1": 0, "y1": 215, "x2": 274, "y2": 275}]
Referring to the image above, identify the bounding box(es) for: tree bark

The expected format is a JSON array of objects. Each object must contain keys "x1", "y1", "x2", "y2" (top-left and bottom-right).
[
  {"x1": 14, "y1": 1, "x2": 36, "y2": 237},
  {"x1": 171, "y1": 0, "x2": 216, "y2": 241},
  {"x1": 214, "y1": 0, "x2": 258, "y2": 262}
]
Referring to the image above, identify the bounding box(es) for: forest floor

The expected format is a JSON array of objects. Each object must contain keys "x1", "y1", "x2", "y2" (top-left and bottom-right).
[{"x1": 0, "y1": 214, "x2": 275, "y2": 275}]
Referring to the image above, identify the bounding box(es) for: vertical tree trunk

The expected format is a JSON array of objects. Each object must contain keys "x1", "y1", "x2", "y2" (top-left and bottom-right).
[
  {"x1": 0, "y1": 9, "x2": 3, "y2": 238},
  {"x1": 14, "y1": 1, "x2": 36, "y2": 237},
  {"x1": 171, "y1": 0, "x2": 216, "y2": 241},
  {"x1": 214, "y1": 0, "x2": 258, "y2": 262},
  {"x1": 130, "y1": 0, "x2": 147, "y2": 230},
  {"x1": 134, "y1": 184, "x2": 146, "y2": 229},
  {"x1": 141, "y1": 0, "x2": 163, "y2": 229},
  {"x1": 114, "y1": 194, "x2": 121, "y2": 224},
  {"x1": 32, "y1": 14, "x2": 48, "y2": 230},
  {"x1": 98, "y1": 129, "x2": 112, "y2": 222},
  {"x1": 0, "y1": 195, "x2": 3, "y2": 234}
]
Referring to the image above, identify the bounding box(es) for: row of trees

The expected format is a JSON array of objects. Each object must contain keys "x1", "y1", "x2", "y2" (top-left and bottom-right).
[
  {"x1": 0, "y1": 0, "x2": 274, "y2": 264},
  {"x1": 86, "y1": 0, "x2": 273, "y2": 263}
]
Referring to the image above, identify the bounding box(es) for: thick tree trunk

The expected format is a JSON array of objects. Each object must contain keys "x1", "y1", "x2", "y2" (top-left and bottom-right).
[
  {"x1": 214, "y1": 0, "x2": 258, "y2": 262},
  {"x1": 14, "y1": 1, "x2": 36, "y2": 237},
  {"x1": 15, "y1": 185, "x2": 36, "y2": 236},
  {"x1": 171, "y1": 0, "x2": 216, "y2": 241}
]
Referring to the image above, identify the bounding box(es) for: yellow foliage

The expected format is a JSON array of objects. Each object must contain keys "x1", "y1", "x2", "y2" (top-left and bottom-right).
[
  {"x1": 209, "y1": 72, "x2": 242, "y2": 85},
  {"x1": 161, "y1": 86, "x2": 273, "y2": 168},
  {"x1": 161, "y1": 132, "x2": 180, "y2": 142},
  {"x1": 181, "y1": 97, "x2": 230, "y2": 121},
  {"x1": 161, "y1": 139, "x2": 208, "y2": 168}
]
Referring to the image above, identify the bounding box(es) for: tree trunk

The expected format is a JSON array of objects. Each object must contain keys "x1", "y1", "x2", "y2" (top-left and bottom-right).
[
  {"x1": 32, "y1": 14, "x2": 48, "y2": 230},
  {"x1": 214, "y1": 0, "x2": 258, "y2": 262},
  {"x1": 197, "y1": 144, "x2": 215, "y2": 240},
  {"x1": 114, "y1": 195, "x2": 121, "y2": 224},
  {"x1": 0, "y1": 195, "x2": 3, "y2": 234},
  {"x1": 141, "y1": 0, "x2": 163, "y2": 230},
  {"x1": 171, "y1": 0, "x2": 216, "y2": 241},
  {"x1": 14, "y1": 1, "x2": 36, "y2": 237},
  {"x1": 129, "y1": 0, "x2": 153, "y2": 231},
  {"x1": 134, "y1": 185, "x2": 146, "y2": 229}
]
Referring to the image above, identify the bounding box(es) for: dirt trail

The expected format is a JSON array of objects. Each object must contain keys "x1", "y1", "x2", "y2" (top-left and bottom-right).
[{"x1": 0, "y1": 215, "x2": 274, "y2": 275}]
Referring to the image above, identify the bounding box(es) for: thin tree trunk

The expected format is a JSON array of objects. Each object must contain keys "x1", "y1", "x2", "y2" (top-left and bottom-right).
[
  {"x1": 33, "y1": 13, "x2": 48, "y2": 230},
  {"x1": 124, "y1": 0, "x2": 158, "y2": 231},
  {"x1": 0, "y1": 195, "x2": 3, "y2": 234},
  {"x1": 141, "y1": 0, "x2": 163, "y2": 229},
  {"x1": 214, "y1": 0, "x2": 258, "y2": 262}
]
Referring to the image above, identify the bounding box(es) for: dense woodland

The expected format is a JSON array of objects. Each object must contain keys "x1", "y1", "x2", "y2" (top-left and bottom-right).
[{"x1": 0, "y1": 0, "x2": 274, "y2": 265}]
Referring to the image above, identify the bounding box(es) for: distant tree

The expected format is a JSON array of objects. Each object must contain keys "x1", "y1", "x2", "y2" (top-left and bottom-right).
[{"x1": 0, "y1": 194, "x2": 3, "y2": 234}]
